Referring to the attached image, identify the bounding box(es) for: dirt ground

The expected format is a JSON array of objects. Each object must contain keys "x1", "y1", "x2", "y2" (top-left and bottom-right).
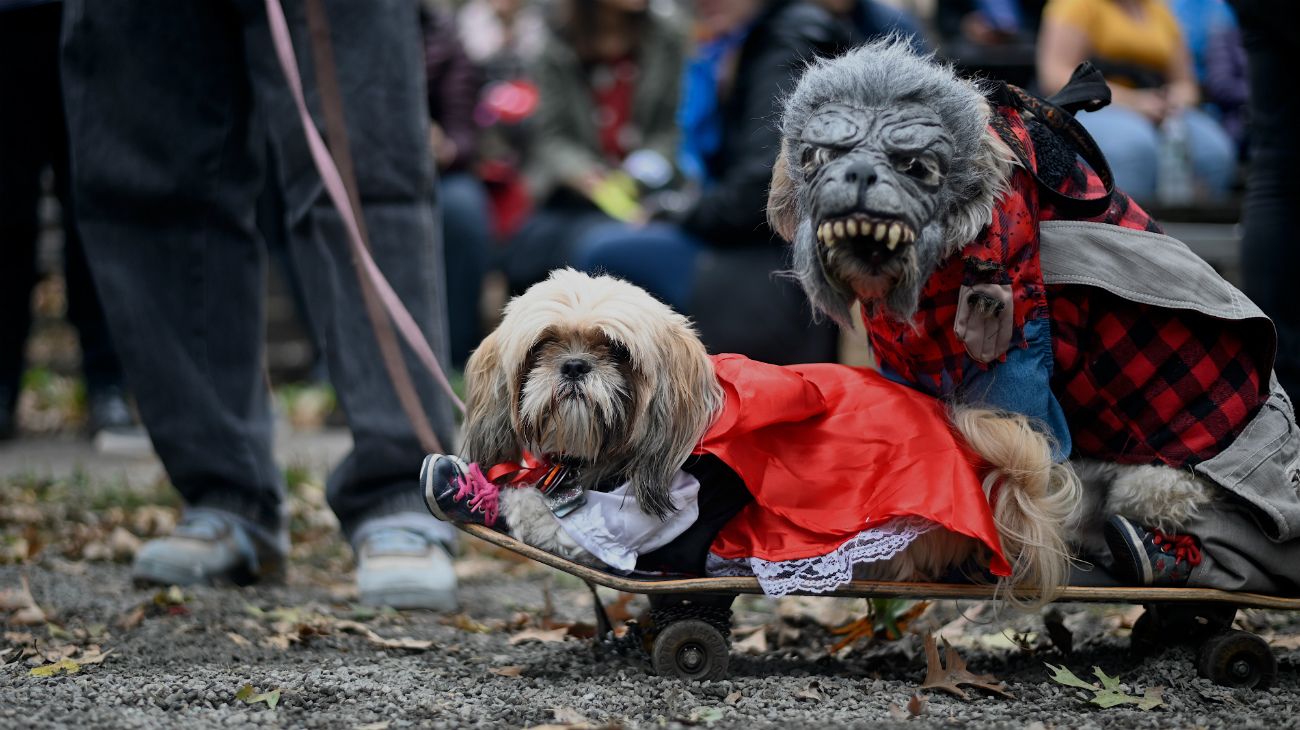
[{"x1": 4, "y1": 432, "x2": 1300, "y2": 729}]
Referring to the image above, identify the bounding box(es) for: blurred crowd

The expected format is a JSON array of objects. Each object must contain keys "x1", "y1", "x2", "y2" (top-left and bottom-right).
[
  {"x1": 420, "y1": 0, "x2": 1253, "y2": 367},
  {"x1": 2, "y1": 0, "x2": 1256, "y2": 413}
]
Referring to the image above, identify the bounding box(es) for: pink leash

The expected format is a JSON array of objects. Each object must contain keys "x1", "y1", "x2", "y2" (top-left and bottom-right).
[{"x1": 264, "y1": 0, "x2": 466, "y2": 417}]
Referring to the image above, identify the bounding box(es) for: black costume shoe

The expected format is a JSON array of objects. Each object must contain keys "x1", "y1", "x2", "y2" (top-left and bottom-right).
[
  {"x1": 1105, "y1": 515, "x2": 1202, "y2": 587},
  {"x1": 421, "y1": 454, "x2": 499, "y2": 527}
]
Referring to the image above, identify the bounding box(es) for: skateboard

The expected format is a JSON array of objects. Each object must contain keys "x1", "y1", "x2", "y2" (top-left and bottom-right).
[{"x1": 457, "y1": 522, "x2": 1299, "y2": 689}]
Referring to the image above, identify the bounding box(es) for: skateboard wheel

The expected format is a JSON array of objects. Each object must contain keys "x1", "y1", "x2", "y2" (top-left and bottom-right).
[
  {"x1": 651, "y1": 619, "x2": 730, "y2": 681},
  {"x1": 1197, "y1": 629, "x2": 1277, "y2": 690}
]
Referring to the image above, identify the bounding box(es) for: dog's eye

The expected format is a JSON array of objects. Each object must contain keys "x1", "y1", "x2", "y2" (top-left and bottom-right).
[
  {"x1": 609, "y1": 342, "x2": 631, "y2": 363},
  {"x1": 801, "y1": 145, "x2": 844, "y2": 172}
]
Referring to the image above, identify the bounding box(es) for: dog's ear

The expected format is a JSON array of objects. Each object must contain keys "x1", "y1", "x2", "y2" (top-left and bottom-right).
[
  {"x1": 766, "y1": 138, "x2": 799, "y2": 243},
  {"x1": 624, "y1": 324, "x2": 722, "y2": 520},
  {"x1": 460, "y1": 327, "x2": 521, "y2": 466}
]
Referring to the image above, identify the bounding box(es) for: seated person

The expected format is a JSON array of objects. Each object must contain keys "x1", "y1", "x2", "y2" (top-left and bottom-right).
[
  {"x1": 571, "y1": 0, "x2": 853, "y2": 364},
  {"x1": 1036, "y1": 0, "x2": 1237, "y2": 202},
  {"x1": 934, "y1": 0, "x2": 1046, "y2": 87},
  {"x1": 503, "y1": 0, "x2": 685, "y2": 295}
]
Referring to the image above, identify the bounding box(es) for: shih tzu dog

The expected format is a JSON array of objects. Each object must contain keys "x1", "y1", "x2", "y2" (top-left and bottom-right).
[
  {"x1": 423, "y1": 268, "x2": 1076, "y2": 603},
  {"x1": 427, "y1": 268, "x2": 721, "y2": 559}
]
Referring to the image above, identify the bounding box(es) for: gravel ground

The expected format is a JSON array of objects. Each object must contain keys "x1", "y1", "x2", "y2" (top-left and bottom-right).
[{"x1": 6, "y1": 552, "x2": 1300, "y2": 730}]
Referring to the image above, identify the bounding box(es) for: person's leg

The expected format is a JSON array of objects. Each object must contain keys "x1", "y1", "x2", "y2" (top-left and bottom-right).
[
  {"x1": 62, "y1": 0, "x2": 286, "y2": 575},
  {"x1": 1077, "y1": 105, "x2": 1160, "y2": 201},
  {"x1": 440, "y1": 171, "x2": 492, "y2": 369},
  {"x1": 0, "y1": 3, "x2": 60, "y2": 435},
  {"x1": 45, "y1": 13, "x2": 132, "y2": 435},
  {"x1": 574, "y1": 222, "x2": 703, "y2": 311},
  {"x1": 503, "y1": 202, "x2": 611, "y2": 295},
  {"x1": 1176, "y1": 107, "x2": 1238, "y2": 198},
  {"x1": 1236, "y1": 1, "x2": 1300, "y2": 397},
  {"x1": 243, "y1": 0, "x2": 459, "y2": 607}
]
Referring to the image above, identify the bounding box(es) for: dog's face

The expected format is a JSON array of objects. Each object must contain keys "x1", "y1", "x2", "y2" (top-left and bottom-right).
[
  {"x1": 517, "y1": 330, "x2": 635, "y2": 462},
  {"x1": 462, "y1": 269, "x2": 721, "y2": 519},
  {"x1": 767, "y1": 39, "x2": 1014, "y2": 325}
]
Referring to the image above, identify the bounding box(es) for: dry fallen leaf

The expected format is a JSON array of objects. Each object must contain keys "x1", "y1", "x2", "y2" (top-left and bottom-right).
[
  {"x1": 919, "y1": 634, "x2": 1013, "y2": 700},
  {"x1": 509, "y1": 627, "x2": 570, "y2": 645},
  {"x1": 605, "y1": 593, "x2": 637, "y2": 624},
  {"x1": 235, "y1": 683, "x2": 281, "y2": 710},
  {"x1": 907, "y1": 692, "x2": 928, "y2": 716},
  {"x1": 887, "y1": 703, "x2": 907, "y2": 721},
  {"x1": 795, "y1": 681, "x2": 824, "y2": 701},
  {"x1": 490, "y1": 665, "x2": 525, "y2": 678},
  {"x1": 440, "y1": 613, "x2": 491, "y2": 634},
  {"x1": 1, "y1": 577, "x2": 46, "y2": 626},
  {"x1": 732, "y1": 627, "x2": 768, "y2": 655},
  {"x1": 116, "y1": 606, "x2": 146, "y2": 631},
  {"x1": 29, "y1": 657, "x2": 80, "y2": 677},
  {"x1": 227, "y1": 632, "x2": 251, "y2": 648},
  {"x1": 78, "y1": 647, "x2": 112, "y2": 665},
  {"x1": 370, "y1": 635, "x2": 434, "y2": 651}
]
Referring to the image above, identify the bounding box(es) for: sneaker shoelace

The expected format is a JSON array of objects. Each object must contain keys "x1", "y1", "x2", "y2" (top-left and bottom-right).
[
  {"x1": 453, "y1": 463, "x2": 500, "y2": 526},
  {"x1": 1152, "y1": 530, "x2": 1203, "y2": 566}
]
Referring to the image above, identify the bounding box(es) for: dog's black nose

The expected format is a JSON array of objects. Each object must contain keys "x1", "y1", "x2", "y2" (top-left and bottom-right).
[{"x1": 561, "y1": 358, "x2": 592, "y2": 379}]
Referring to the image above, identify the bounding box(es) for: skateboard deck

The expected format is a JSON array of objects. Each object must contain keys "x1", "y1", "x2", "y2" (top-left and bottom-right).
[{"x1": 458, "y1": 522, "x2": 1300, "y2": 610}]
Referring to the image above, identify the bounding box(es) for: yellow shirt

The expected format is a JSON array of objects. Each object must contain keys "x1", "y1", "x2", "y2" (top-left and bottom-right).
[{"x1": 1043, "y1": 0, "x2": 1182, "y2": 82}]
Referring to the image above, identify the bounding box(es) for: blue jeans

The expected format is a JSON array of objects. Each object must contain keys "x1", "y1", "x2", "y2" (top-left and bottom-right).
[
  {"x1": 574, "y1": 222, "x2": 703, "y2": 311},
  {"x1": 882, "y1": 318, "x2": 1072, "y2": 461},
  {"x1": 441, "y1": 172, "x2": 492, "y2": 369},
  {"x1": 1078, "y1": 105, "x2": 1236, "y2": 201},
  {"x1": 960, "y1": 318, "x2": 1072, "y2": 461}
]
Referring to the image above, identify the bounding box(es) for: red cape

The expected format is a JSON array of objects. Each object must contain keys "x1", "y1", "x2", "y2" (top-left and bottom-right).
[{"x1": 698, "y1": 354, "x2": 1011, "y2": 577}]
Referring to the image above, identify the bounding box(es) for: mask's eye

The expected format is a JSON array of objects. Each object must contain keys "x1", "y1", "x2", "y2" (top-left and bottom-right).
[
  {"x1": 893, "y1": 155, "x2": 942, "y2": 186},
  {"x1": 800, "y1": 145, "x2": 844, "y2": 172}
]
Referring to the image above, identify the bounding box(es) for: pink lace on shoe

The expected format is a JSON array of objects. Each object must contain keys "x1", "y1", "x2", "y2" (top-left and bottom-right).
[{"x1": 453, "y1": 463, "x2": 500, "y2": 527}]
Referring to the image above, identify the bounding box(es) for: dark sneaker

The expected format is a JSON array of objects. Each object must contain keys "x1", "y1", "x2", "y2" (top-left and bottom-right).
[
  {"x1": 1105, "y1": 515, "x2": 1202, "y2": 587},
  {"x1": 354, "y1": 518, "x2": 457, "y2": 611},
  {"x1": 420, "y1": 454, "x2": 499, "y2": 526},
  {"x1": 131, "y1": 508, "x2": 287, "y2": 587}
]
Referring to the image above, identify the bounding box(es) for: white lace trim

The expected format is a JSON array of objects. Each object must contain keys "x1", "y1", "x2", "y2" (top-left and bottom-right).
[{"x1": 704, "y1": 517, "x2": 939, "y2": 596}]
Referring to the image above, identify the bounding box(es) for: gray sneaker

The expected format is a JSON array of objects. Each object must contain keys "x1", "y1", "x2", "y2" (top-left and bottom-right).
[
  {"x1": 131, "y1": 508, "x2": 288, "y2": 587},
  {"x1": 354, "y1": 518, "x2": 457, "y2": 611}
]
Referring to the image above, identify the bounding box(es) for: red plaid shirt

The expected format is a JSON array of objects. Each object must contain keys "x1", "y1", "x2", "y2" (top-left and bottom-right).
[{"x1": 864, "y1": 106, "x2": 1266, "y2": 468}]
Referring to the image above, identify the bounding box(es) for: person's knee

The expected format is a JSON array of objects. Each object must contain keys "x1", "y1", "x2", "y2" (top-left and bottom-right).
[
  {"x1": 1178, "y1": 110, "x2": 1238, "y2": 195},
  {"x1": 1081, "y1": 108, "x2": 1159, "y2": 198},
  {"x1": 573, "y1": 223, "x2": 644, "y2": 273}
]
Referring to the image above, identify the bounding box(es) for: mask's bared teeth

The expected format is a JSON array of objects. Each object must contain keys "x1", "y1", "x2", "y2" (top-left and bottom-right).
[
  {"x1": 833, "y1": 221, "x2": 846, "y2": 240},
  {"x1": 846, "y1": 219, "x2": 858, "y2": 237},
  {"x1": 887, "y1": 223, "x2": 902, "y2": 250},
  {"x1": 873, "y1": 222, "x2": 887, "y2": 241}
]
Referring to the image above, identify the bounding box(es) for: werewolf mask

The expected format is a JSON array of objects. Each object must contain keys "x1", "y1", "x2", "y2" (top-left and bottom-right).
[{"x1": 767, "y1": 39, "x2": 1015, "y2": 324}]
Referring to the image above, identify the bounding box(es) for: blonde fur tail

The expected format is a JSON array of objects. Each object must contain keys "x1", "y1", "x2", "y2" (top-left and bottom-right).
[{"x1": 951, "y1": 407, "x2": 1081, "y2": 608}]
